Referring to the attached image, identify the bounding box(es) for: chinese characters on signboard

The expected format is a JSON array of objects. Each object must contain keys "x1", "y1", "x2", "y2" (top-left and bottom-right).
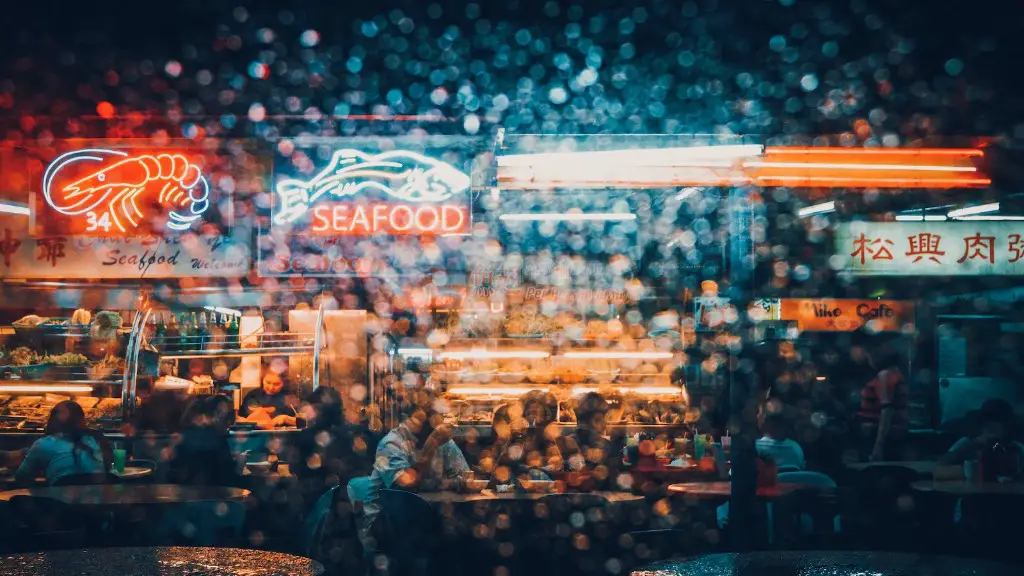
[{"x1": 836, "y1": 222, "x2": 1024, "y2": 275}]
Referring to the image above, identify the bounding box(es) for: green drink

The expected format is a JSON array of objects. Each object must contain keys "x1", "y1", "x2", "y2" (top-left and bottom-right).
[{"x1": 112, "y1": 448, "x2": 127, "y2": 474}]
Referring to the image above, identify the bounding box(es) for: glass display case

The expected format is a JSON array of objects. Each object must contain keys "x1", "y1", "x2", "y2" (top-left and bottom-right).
[
  {"x1": 430, "y1": 337, "x2": 689, "y2": 430},
  {"x1": 126, "y1": 306, "x2": 326, "y2": 422},
  {"x1": 0, "y1": 312, "x2": 143, "y2": 432}
]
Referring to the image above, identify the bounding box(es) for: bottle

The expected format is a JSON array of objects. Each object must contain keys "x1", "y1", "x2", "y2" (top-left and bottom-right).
[
  {"x1": 155, "y1": 312, "x2": 166, "y2": 340},
  {"x1": 198, "y1": 312, "x2": 209, "y2": 349},
  {"x1": 694, "y1": 432, "x2": 706, "y2": 460},
  {"x1": 227, "y1": 315, "x2": 240, "y2": 349},
  {"x1": 183, "y1": 313, "x2": 195, "y2": 350},
  {"x1": 165, "y1": 313, "x2": 181, "y2": 353},
  {"x1": 210, "y1": 313, "x2": 227, "y2": 348}
]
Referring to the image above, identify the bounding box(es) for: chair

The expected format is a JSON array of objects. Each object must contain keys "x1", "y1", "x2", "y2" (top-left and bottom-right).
[
  {"x1": 847, "y1": 465, "x2": 921, "y2": 550},
  {"x1": 770, "y1": 471, "x2": 840, "y2": 547},
  {"x1": 527, "y1": 493, "x2": 611, "y2": 576},
  {"x1": 377, "y1": 489, "x2": 444, "y2": 576},
  {"x1": 7, "y1": 495, "x2": 104, "y2": 550},
  {"x1": 155, "y1": 500, "x2": 246, "y2": 547},
  {"x1": 301, "y1": 485, "x2": 341, "y2": 558}
]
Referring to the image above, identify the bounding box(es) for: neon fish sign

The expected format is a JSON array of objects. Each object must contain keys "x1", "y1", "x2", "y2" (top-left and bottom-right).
[
  {"x1": 41, "y1": 148, "x2": 211, "y2": 234},
  {"x1": 273, "y1": 149, "x2": 471, "y2": 226}
]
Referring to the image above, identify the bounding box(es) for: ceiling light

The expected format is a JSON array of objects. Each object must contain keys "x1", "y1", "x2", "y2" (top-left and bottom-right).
[
  {"x1": 798, "y1": 201, "x2": 835, "y2": 217},
  {"x1": 953, "y1": 215, "x2": 1024, "y2": 221},
  {"x1": 446, "y1": 386, "x2": 549, "y2": 396},
  {"x1": 0, "y1": 384, "x2": 93, "y2": 393},
  {"x1": 497, "y1": 144, "x2": 764, "y2": 167},
  {"x1": 0, "y1": 202, "x2": 30, "y2": 216},
  {"x1": 894, "y1": 214, "x2": 948, "y2": 222},
  {"x1": 947, "y1": 203, "x2": 1000, "y2": 218}
]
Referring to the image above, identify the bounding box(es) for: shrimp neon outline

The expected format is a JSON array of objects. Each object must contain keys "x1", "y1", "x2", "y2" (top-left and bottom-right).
[
  {"x1": 273, "y1": 149, "x2": 471, "y2": 226},
  {"x1": 41, "y1": 148, "x2": 211, "y2": 233}
]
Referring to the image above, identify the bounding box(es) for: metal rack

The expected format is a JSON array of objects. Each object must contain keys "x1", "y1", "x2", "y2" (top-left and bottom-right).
[{"x1": 124, "y1": 305, "x2": 326, "y2": 419}]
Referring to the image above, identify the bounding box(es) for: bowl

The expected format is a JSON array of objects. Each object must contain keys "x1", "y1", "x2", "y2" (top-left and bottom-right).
[
  {"x1": 518, "y1": 479, "x2": 556, "y2": 493},
  {"x1": 469, "y1": 370, "x2": 496, "y2": 383},
  {"x1": 587, "y1": 369, "x2": 620, "y2": 384},
  {"x1": 462, "y1": 479, "x2": 489, "y2": 492},
  {"x1": 497, "y1": 372, "x2": 526, "y2": 384}
]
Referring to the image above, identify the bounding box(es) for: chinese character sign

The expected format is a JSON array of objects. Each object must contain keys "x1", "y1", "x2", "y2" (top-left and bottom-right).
[{"x1": 836, "y1": 222, "x2": 1024, "y2": 276}]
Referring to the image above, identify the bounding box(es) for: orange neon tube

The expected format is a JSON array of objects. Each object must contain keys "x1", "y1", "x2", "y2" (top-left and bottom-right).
[{"x1": 764, "y1": 147, "x2": 984, "y2": 156}]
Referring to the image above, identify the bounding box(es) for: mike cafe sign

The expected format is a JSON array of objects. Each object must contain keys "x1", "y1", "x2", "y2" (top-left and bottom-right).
[{"x1": 780, "y1": 299, "x2": 914, "y2": 332}]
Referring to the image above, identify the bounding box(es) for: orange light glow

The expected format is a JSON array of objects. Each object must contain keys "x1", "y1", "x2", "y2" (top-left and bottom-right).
[{"x1": 39, "y1": 148, "x2": 210, "y2": 235}]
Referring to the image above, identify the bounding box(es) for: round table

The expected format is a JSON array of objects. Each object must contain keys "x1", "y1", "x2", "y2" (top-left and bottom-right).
[
  {"x1": 912, "y1": 480, "x2": 1024, "y2": 496},
  {"x1": 0, "y1": 546, "x2": 322, "y2": 576},
  {"x1": 631, "y1": 551, "x2": 1019, "y2": 576},
  {"x1": 0, "y1": 484, "x2": 251, "y2": 506},
  {"x1": 845, "y1": 460, "x2": 938, "y2": 475},
  {"x1": 667, "y1": 481, "x2": 822, "y2": 499},
  {"x1": 113, "y1": 466, "x2": 154, "y2": 481},
  {"x1": 420, "y1": 490, "x2": 644, "y2": 504}
]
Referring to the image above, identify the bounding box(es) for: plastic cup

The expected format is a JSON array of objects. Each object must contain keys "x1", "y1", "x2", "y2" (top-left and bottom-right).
[{"x1": 112, "y1": 448, "x2": 127, "y2": 474}]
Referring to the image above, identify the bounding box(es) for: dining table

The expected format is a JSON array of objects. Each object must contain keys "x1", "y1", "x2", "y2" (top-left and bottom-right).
[
  {"x1": 0, "y1": 484, "x2": 251, "y2": 506},
  {"x1": 912, "y1": 479, "x2": 1024, "y2": 496},
  {"x1": 0, "y1": 546, "x2": 323, "y2": 576},
  {"x1": 667, "y1": 481, "x2": 826, "y2": 499},
  {"x1": 420, "y1": 489, "x2": 645, "y2": 504},
  {"x1": 845, "y1": 460, "x2": 938, "y2": 475},
  {"x1": 630, "y1": 551, "x2": 1020, "y2": 576}
]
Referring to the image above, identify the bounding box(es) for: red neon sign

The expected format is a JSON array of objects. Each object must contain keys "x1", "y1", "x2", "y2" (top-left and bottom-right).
[
  {"x1": 37, "y1": 148, "x2": 211, "y2": 236},
  {"x1": 310, "y1": 202, "x2": 469, "y2": 236}
]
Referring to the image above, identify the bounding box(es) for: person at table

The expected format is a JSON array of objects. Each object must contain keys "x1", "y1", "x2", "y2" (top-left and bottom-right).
[
  {"x1": 756, "y1": 410, "x2": 806, "y2": 471},
  {"x1": 290, "y1": 386, "x2": 376, "y2": 506},
  {"x1": 238, "y1": 372, "x2": 298, "y2": 429},
  {"x1": 939, "y1": 399, "x2": 1024, "y2": 466},
  {"x1": 167, "y1": 396, "x2": 243, "y2": 487},
  {"x1": 559, "y1": 391, "x2": 622, "y2": 490},
  {"x1": 856, "y1": 342, "x2": 909, "y2": 461},
  {"x1": 15, "y1": 400, "x2": 111, "y2": 486},
  {"x1": 350, "y1": 390, "x2": 468, "y2": 542}
]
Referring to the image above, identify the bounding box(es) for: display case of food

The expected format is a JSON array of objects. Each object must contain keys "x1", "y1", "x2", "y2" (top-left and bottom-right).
[
  {"x1": 0, "y1": 311, "x2": 141, "y2": 433},
  {"x1": 128, "y1": 306, "x2": 326, "y2": 423},
  {"x1": 431, "y1": 335, "x2": 688, "y2": 430}
]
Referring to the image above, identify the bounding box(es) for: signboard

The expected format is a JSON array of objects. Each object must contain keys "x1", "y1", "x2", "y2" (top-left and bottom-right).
[
  {"x1": 272, "y1": 149, "x2": 471, "y2": 234},
  {"x1": 259, "y1": 138, "x2": 485, "y2": 278},
  {"x1": 695, "y1": 296, "x2": 731, "y2": 332},
  {"x1": 0, "y1": 225, "x2": 250, "y2": 279},
  {"x1": 36, "y1": 148, "x2": 212, "y2": 236},
  {"x1": 836, "y1": 222, "x2": 1024, "y2": 275},
  {"x1": 779, "y1": 299, "x2": 914, "y2": 332}
]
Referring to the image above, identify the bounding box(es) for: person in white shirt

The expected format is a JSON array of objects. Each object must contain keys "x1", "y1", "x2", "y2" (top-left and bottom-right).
[{"x1": 756, "y1": 412, "x2": 806, "y2": 471}]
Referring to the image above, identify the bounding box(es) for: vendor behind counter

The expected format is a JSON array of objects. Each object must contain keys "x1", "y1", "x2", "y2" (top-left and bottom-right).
[{"x1": 239, "y1": 373, "x2": 299, "y2": 428}]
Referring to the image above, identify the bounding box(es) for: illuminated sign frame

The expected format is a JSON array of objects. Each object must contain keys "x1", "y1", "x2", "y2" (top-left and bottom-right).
[
  {"x1": 40, "y1": 148, "x2": 211, "y2": 234},
  {"x1": 272, "y1": 149, "x2": 472, "y2": 230}
]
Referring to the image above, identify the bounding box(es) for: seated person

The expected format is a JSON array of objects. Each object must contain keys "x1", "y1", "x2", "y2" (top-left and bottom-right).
[
  {"x1": 558, "y1": 392, "x2": 622, "y2": 490},
  {"x1": 756, "y1": 412, "x2": 806, "y2": 471},
  {"x1": 351, "y1": 390, "x2": 468, "y2": 542},
  {"x1": 167, "y1": 396, "x2": 243, "y2": 487},
  {"x1": 15, "y1": 401, "x2": 110, "y2": 485},
  {"x1": 940, "y1": 399, "x2": 1024, "y2": 465},
  {"x1": 238, "y1": 372, "x2": 298, "y2": 429}
]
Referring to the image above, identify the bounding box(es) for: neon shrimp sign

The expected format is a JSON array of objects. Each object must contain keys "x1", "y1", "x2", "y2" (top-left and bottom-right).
[
  {"x1": 273, "y1": 149, "x2": 471, "y2": 235},
  {"x1": 41, "y1": 148, "x2": 211, "y2": 234}
]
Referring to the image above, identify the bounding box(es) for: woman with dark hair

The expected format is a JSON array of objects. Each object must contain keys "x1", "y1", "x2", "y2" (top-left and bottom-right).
[
  {"x1": 167, "y1": 396, "x2": 243, "y2": 487},
  {"x1": 857, "y1": 341, "x2": 909, "y2": 461},
  {"x1": 15, "y1": 400, "x2": 110, "y2": 485}
]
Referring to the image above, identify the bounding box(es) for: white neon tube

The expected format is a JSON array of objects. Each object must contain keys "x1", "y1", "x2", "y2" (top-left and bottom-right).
[
  {"x1": 953, "y1": 215, "x2": 1024, "y2": 221},
  {"x1": 438, "y1": 350, "x2": 551, "y2": 360},
  {"x1": 397, "y1": 347, "x2": 433, "y2": 357},
  {"x1": 571, "y1": 386, "x2": 683, "y2": 396},
  {"x1": 894, "y1": 215, "x2": 948, "y2": 222},
  {"x1": 446, "y1": 386, "x2": 549, "y2": 396},
  {"x1": 797, "y1": 201, "x2": 835, "y2": 217},
  {"x1": 947, "y1": 203, "x2": 1000, "y2": 218},
  {"x1": 675, "y1": 187, "x2": 700, "y2": 200},
  {"x1": 499, "y1": 213, "x2": 637, "y2": 222},
  {"x1": 0, "y1": 384, "x2": 93, "y2": 393},
  {"x1": 744, "y1": 161, "x2": 977, "y2": 172},
  {"x1": 0, "y1": 202, "x2": 30, "y2": 216},
  {"x1": 497, "y1": 144, "x2": 764, "y2": 167},
  {"x1": 562, "y1": 351, "x2": 673, "y2": 360}
]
